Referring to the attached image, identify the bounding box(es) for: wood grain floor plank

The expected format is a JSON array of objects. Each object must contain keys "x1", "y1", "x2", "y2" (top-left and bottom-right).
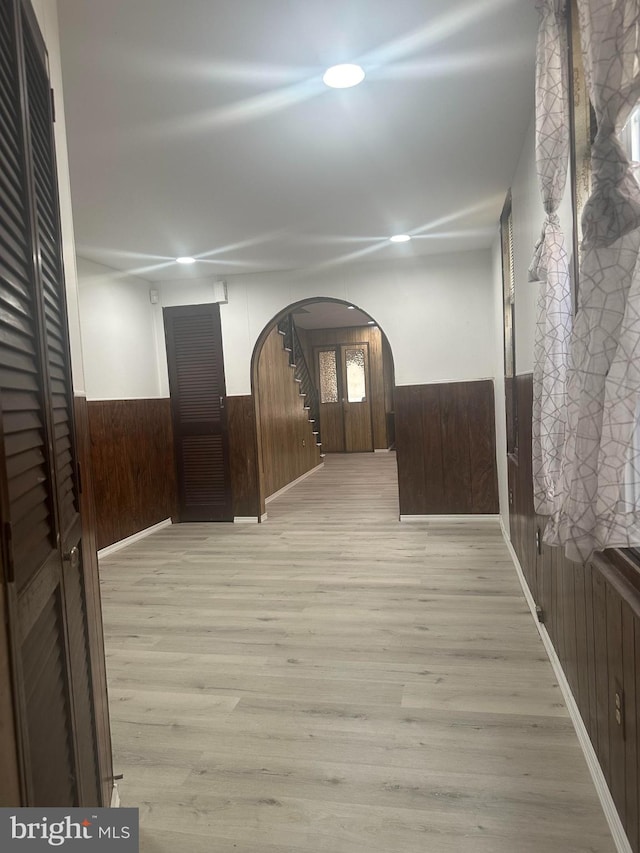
[{"x1": 100, "y1": 452, "x2": 614, "y2": 852}]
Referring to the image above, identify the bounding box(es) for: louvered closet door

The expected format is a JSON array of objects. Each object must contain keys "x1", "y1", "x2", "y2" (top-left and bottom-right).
[
  {"x1": 164, "y1": 304, "x2": 233, "y2": 521},
  {"x1": 0, "y1": 0, "x2": 100, "y2": 806}
]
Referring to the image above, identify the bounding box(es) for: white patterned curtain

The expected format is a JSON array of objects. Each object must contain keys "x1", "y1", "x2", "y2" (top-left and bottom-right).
[
  {"x1": 529, "y1": 0, "x2": 572, "y2": 516},
  {"x1": 546, "y1": 0, "x2": 640, "y2": 562}
]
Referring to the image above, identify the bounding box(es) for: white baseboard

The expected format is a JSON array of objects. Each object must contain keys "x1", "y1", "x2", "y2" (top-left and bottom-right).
[
  {"x1": 110, "y1": 783, "x2": 120, "y2": 808},
  {"x1": 234, "y1": 516, "x2": 259, "y2": 524},
  {"x1": 98, "y1": 518, "x2": 172, "y2": 559},
  {"x1": 265, "y1": 462, "x2": 324, "y2": 504},
  {"x1": 260, "y1": 513, "x2": 268, "y2": 523},
  {"x1": 400, "y1": 514, "x2": 500, "y2": 523},
  {"x1": 499, "y1": 517, "x2": 631, "y2": 853},
  {"x1": 374, "y1": 448, "x2": 392, "y2": 453}
]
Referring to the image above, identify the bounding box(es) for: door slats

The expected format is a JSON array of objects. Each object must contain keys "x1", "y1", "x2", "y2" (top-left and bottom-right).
[{"x1": 164, "y1": 305, "x2": 233, "y2": 521}]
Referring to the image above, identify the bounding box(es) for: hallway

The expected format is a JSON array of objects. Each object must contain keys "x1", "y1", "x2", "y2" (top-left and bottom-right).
[{"x1": 101, "y1": 453, "x2": 614, "y2": 852}]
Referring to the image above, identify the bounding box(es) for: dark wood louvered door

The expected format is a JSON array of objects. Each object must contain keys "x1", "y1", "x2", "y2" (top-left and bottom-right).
[
  {"x1": 0, "y1": 0, "x2": 102, "y2": 806},
  {"x1": 164, "y1": 304, "x2": 233, "y2": 522}
]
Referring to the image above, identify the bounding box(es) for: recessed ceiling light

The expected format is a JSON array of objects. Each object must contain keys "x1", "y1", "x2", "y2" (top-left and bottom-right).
[
  {"x1": 176, "y1": 256, "x2": 196, "y2": 264},
  {"x1": 323, "y1": 64, "x2": 365, "y2": 89},
  {"x1": 390, "y1": 234, "x2": 411, "y2": 243},
  {"x1": 367, "y1": 320, "x2": 375, "y2": 325},
  {"x1": 347, "y1": 305, "x2": 356, "y2": 310}
]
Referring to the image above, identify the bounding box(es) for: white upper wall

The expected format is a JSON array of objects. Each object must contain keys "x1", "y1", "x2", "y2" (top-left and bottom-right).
[
  {"x1": 32, "y1": 0, "x2": 85, "y2": 392},
  {"x1": 77, "y1": 258, "x2": 162, "y2": 400},
  {"x1": 153, "y1": 249, "x2": 497, "y2": 398}
]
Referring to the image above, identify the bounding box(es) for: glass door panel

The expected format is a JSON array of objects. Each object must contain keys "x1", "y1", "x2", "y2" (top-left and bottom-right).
[
  {"x1": 319, "y1": 349, "x2": 339, "y2": 403},
  {"x1": 345, "y1": 347, "x2": 367, "y2": 402}
]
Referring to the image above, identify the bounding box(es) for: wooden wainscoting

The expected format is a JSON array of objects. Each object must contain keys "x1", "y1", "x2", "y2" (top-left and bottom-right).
[
  {"x1": 257, "y1": 327, "x2": 322, "y2": 499},
  {"x1": 227, "y1": 395, "x2": 260, "y2": 518},
  {"x1": 395, "y1": 379, "x2": 499, "y2": 515},
  {"x1": 88, "y1": 399, "x2": 178, "y2": 550},
  {"x1": 510, "y1": 373, "x2": 640, "y2": 853}
]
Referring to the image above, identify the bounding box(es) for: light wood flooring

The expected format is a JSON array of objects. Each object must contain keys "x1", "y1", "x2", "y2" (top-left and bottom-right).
[{"x1": 100, "y1": 452, "x2": 615, "y2": 852}]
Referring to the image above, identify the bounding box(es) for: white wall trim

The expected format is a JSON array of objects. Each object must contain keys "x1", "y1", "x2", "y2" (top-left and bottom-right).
[
  {"x1": 234, "y1": 516, "x2": 259, "y2": 524},
  {"x1": 98, "y1": 518, "x2": 173, "y2": 559},
  {"x1": 395, "y1": 376, "x2": 496, "y2": 387},
  {"x1": 400, "y1": 514, "x2": 500, "y2": 523},
  {"x1": 499, "y1": 517, "x2": 631, "y2": 853},
  {"x1": 86, "y1": 396, "x2": 171, "y2": 402},
  {"x1": 265, "y1": 462, "x2": 324, "y2": 504},
  {"x1": 374, "y1": 448, "x2": 392, "y2": 453},
  {"x1": 260, "y1": 513, "x2": 268, "y2": 523}
]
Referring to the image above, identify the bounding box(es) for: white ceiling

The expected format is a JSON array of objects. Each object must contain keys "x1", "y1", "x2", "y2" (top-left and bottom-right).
[
  {"x1": 57, "y1": 0, "x2": 537, "y2": 282},
  {"x1": 293, "y1": 302, "x2": 372, "y2": 330}
]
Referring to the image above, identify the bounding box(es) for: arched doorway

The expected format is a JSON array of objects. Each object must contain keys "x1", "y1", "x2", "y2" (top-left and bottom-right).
[{"x1": 250, "y1": 297, "x2": 396, "y2": 518}]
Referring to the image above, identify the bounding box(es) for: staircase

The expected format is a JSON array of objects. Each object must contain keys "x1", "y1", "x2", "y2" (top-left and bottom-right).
[{"x1": 277, "y1": 314, "x2": 323, "y2": 455}]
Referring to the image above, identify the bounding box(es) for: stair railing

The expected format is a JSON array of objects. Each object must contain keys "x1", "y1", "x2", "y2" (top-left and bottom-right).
[
  {"x1": 277, "y1": 314, "x2": 321, "y2": 448},
  {"x1": 292, "y1": 323, "x2": 321, "y2": 447}
]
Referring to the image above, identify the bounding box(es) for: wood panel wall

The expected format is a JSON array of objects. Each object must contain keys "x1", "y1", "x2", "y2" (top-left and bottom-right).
[
  {"x1": 257, "y1": 326, "x2": 322, "y2": 499},
  {"x1": 227, "y1": 395, "x2": 260, "y2": 518},
  {"x1": 303, "y1": 325, "x2": 390, "y2": 450},
  {"x1": 510, "y1": 374, "x2": 640, "y2": 853},
  {"x1": 88, "y1": 399, "x2": 178, "y2": 550},
  {"x1": 395, "y1": 379, "x2": 499, "y2": 515}
]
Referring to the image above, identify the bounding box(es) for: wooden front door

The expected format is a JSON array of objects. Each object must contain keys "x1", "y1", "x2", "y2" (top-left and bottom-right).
[
  {"x1": 316, "y1": 344, "x2": 373, "y2": 453},
  {"x1": 164, "y1": 304, "x2": 233, "y2": 522},
  {"x1": 317, "y1": 347, "x2": 344, "y2": 453},
  {"x1": 340, "y1": 343, "x2": 373, "y2": 452},
  {"x1": 0, "y1": 0, "x2": 106, "y2": 806}
]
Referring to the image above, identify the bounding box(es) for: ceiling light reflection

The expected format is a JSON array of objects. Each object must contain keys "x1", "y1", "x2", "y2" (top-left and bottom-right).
[{"x1": 322, "y1": 64, "x2": 366, "y2": 89}]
